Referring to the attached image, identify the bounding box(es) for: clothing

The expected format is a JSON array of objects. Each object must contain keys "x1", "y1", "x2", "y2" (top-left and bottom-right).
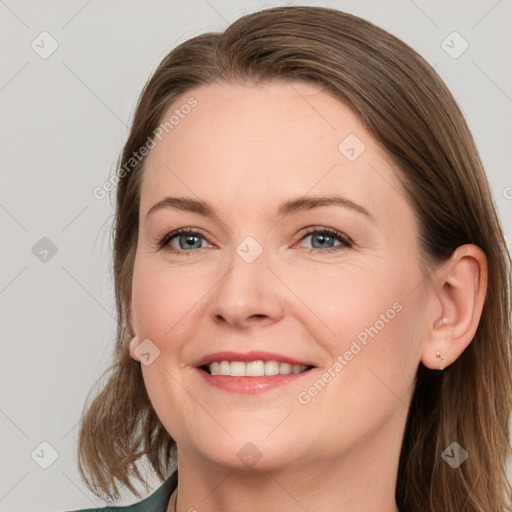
[{"x1": 65, "y1": 471, "x2": 177, "y2": 512}]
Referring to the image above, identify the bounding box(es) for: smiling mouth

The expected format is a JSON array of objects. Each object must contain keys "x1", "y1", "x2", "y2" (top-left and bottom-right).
[{"x1": 200, "y1": 360, "x2": 314, "y2": 377}]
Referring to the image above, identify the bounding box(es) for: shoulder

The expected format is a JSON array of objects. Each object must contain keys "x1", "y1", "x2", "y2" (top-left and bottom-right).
[{"x1": 63, "y1": 472, "x2": 177, "y2": 512}]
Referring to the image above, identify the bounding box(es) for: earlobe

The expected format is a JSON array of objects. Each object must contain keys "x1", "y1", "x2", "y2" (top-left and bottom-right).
[
  {"x1": 129, "y1": 336, "x2": 141, "y2": 362},
  {"x1": 127, "y1": 302, "x2": 141, "y2": 362},
  {"x1": 421, "y1": 244, "x2": 487, "y2": 370}
]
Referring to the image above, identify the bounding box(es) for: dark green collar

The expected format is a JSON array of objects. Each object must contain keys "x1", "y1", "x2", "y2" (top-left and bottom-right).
[{"x1": 67, "y1": 471, "x2": 178, "y2": 512}]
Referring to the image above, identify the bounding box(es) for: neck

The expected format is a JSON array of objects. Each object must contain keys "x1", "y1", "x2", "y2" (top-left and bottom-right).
[{"x1": 172, "y1": 416, "x2": 404, "y2": 512}]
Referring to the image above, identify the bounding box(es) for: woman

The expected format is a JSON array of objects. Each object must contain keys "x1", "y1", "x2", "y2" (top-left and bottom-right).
[{"x1": 71, "y1": 5, "x2": 512, "y2": 512}]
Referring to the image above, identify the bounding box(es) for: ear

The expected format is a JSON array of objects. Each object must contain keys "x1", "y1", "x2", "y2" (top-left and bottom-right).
[
  {"x1": 421, "y1": 244, "x2": 487, "y2": 370},
  {"x1": 128, "y1": 300, "x2": 134, "y2": 331},
  {"x1": 127, "y1": 301, "x2": 140, "y2": 362},
  {"x1": 129, "y1": 336, "x2": 141, "y2": 362}
]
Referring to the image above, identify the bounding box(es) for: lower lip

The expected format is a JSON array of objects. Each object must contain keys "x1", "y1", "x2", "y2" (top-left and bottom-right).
[{"x1": 195, "y1": 367, "x2": 313, "y2": 394}]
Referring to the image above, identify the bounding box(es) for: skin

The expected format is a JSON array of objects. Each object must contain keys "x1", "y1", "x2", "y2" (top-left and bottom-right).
[{"x1": 128, "y1": 81, "x2": 487, "y2": 512}]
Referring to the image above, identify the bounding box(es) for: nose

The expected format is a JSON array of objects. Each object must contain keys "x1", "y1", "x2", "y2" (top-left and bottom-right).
[{"x1": 209, "y1": 244, "x2": 286, "y2": 330}]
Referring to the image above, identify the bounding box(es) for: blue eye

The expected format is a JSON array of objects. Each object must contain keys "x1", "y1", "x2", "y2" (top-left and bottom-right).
[
  {"x1": 156, "y1": 226, "x2": 352, "y2": 256},
  {"x1": 158, "y1": 228, "x2": 210, "y2": 255},
  {"x1": 298, "y1": 227, "x2": 352, "y2": 254}
]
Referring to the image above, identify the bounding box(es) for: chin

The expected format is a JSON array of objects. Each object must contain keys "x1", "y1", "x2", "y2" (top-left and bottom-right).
[{"x1": 189, "y1": 430, "x2": 307, "y2": 471}]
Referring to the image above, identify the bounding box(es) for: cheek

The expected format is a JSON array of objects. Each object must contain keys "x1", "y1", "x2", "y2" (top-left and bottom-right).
[
  {"x1": 286, "y1": 257, "x2": 423, "y2": 391},
  {"x1": 131, "y1": 263, "x2": 207, "y2": 342},
  {"x1": 131, "y1": 264, "x2": 204, "y2": 439},
  {"x1": 281, "y1": 259, "x2": 400, "y2": 346}
]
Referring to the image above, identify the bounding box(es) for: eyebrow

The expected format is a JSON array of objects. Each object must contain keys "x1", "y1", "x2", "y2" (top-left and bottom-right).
[{"x1": 145, "y1": 195, "x2": 374, "y2": 221}]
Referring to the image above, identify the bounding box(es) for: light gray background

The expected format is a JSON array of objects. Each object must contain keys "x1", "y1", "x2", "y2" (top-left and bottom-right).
[{"x1": 1, "y1": 1, "x2": 511, "y2": 511}]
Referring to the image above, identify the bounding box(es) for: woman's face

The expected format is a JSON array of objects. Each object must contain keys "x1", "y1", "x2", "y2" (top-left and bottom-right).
[{"x1": 130, "y1": 81, "x2": 432, "y2": 471}]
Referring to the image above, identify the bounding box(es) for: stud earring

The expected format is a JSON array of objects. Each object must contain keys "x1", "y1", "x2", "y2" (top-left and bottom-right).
[{"x1": 435, "y1": 350, "x2": 445, "y2": 371}]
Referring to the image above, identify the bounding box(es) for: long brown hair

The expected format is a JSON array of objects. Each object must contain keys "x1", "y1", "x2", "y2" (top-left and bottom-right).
[{"x1": 77, "y1": 6, "x2": 512, "y2": 511}]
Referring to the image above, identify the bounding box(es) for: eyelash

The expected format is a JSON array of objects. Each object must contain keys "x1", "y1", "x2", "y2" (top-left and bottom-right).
[{"x1": 155, "y1": 226, "x2": 353, "y2": 256}]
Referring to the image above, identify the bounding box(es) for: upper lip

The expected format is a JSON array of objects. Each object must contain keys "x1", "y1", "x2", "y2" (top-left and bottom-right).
[{"x1": 193, "y1": 351, "x2": 315, "y2": 368}]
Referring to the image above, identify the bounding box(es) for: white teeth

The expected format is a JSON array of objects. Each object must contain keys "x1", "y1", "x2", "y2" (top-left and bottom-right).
[
  {"x1": 279, "y1": 362, "x2": 292, "y2": 374},
  {"x1": 246, "y1": 360, "x2": 265, "y2": 376},
  {"x1": 230, "y1": 361, "x2": 246, "y2": 377},
  {"x1": 206, "y1": 360, "x2": 308, "y2": 377},
  {"x1": 264, "y1": 360, "x2": 280, "y2": 375},
  {"x1": 219, "y1": 361, "x2": 230, "y2": 375}
]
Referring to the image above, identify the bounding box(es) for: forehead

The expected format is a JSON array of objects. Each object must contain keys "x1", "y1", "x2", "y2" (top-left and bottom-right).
[{"x1": 140, "y1": 80, "x2": 408, "y2": 225}]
